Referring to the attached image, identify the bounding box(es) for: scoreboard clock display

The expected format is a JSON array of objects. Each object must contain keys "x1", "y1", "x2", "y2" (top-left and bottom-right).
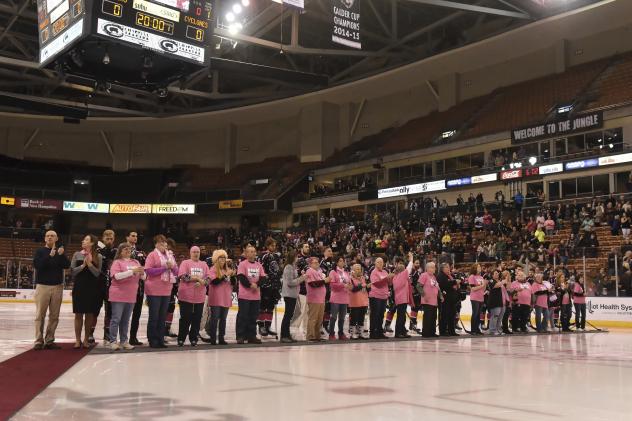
[
  {"x1": 94, "y1": 0, "x2": 212, "y2": 65},
  {"x1": 37, "y1": 0, "x2": 87, "y2": 66}
]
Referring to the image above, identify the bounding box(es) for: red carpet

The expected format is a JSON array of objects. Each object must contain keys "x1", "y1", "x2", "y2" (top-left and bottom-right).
[{"x1": 0, "y1": 343, "x2": 90, "y2": 419}]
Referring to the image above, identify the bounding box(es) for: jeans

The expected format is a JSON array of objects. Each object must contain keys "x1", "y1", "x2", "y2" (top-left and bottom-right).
[
  {"x1": 130, "y1": 281, "x2": 144, "y2": 340},
  {"x1": 208, "y1": 306, "x2": 229, "y2": 341},
  {"x1": 574, "y1": 303, "x2": 586, "y2": 329},
  {"x1": 422, "y1": 304, "x2": 437, "y2": 337},
  {"x1": 329, "y1": 303, "x2": 348, "y2": 337},
  {"x1": 281, "y1": 297, "x2": 297, "y2": 339},
  {"x1": 471, "y1": 300, "x2": 483, "y2": 333},
  {"x1": 178, "y1": 301, "x2": 204, "y2": 343},
  {"x1": 146, "y1": 295, "x2": 170, "y2": 346},
  {"x1": 488, "y1": 306, "x2": 503, "y2": 334},
  {"x1": 307, "y1": 302, "x2": 325, "y2": 340},
  {"x1": 369, "y1": 297, "x2": 387, "y2": 337},
  {"x1": 109, "y1": 302, "x2": 134, "y2": 343},
  {"x1": 534, "y1": 306, "x2": 549, "y2": 332},
  {"x1": 236, "y1": 299, "x2": 260, "y2": 340}
]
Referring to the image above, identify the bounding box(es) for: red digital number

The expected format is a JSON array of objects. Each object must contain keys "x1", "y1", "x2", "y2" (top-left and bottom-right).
[{"x1": 196, "y1": 7, "x2": 201, "y2": 16}]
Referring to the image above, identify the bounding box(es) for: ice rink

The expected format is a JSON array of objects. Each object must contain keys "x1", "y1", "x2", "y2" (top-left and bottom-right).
[{"x1": 3, "y1": 302, "x2": 632, "y2": 421}]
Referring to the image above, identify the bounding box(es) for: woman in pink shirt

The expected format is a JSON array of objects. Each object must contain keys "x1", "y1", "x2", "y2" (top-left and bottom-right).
[
  {"x1": 510, "y1": 269, "x2": 531, "y2": 333},
  {"x1": 305, "y1": 257, "x2": 330, "y2": 342},
  {"x1": 369, "y1": 257, "x2": 394, "y2": 339},
  {"x1": 420, "y1": 261, "x2": 441, "y2": 338},
  {"x1": 207, "y1": 249, "x2": 234, "y2": 345},
  {"x1": 176, "y1": 246, "x2": 210, "y2": 347},
  {"x1": 573, "y1": 276, "x2": 587, "y2": 331},
  {"x1": 108, "y1": 242, "x2": 145, "y2": 351},
  {"x1": 328, "y1": 256, "x2": 351, "y2": 340},
  {"x1": 392, "y1": 253, "x2": 414, "y2": 338},
  {"x1": 467, "y1": 263, "x2": 486, "y2": 335},
  {"x1": 144, "y1": 234, "x2": 178, "y2": 348},
  {"x1": 531, "y1": 273, "x2": 550, "y2": 333},
  {"x1": 349, "y1": 263, "x2": 369, "y2": 340}
]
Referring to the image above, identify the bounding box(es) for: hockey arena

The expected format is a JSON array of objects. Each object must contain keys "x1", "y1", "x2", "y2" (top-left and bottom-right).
[{"x1": 1, "y1": 0, "x2": 632, "y2": 420}]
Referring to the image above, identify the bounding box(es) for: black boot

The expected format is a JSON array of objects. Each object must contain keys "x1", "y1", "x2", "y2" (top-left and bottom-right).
[
  {"x1": 265, "y1": 321, "x2": 277, "y2": 336},
  {"x1": 218, "y1": 336, "x2": 228, "y2": 345}
]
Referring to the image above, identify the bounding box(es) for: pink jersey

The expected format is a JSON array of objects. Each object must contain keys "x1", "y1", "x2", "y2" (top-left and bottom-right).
[
  {"x1": 237, "y1": 259, "x2": 265, "y2": 301},
  {"x1": 305, "y1": 267, "x2": 327, "y2": 304},
  {"x1": 512, "y1": 281, "x2": 532, "y2": 306},
  {"x1": 144, "y1": 249, "x2": 178, "y2": 297},
  {"x1": 420, "y1": 272, "x2": 439, "y2": 306},
  {"x1": 177, "y1": 259, "x2": 209, "y2": 304},
  {"x1": 573, "y1": 282, "x2": 586, "y2": 304},
  {"x1": 531, "y1": 282, "x2": 548, "y2": 308},
  {"x1": 108, "y1": 259, "x2": 142, "y2": 303},
  {"x1": 369, "y1": 268, "x2": 390, "y2": 299},
  {"x1": 207, "y1": 266, "x2": 233, "y2": 308},
  {"x1": 393, "y1": 262, "x2": 413, "y2": 305},
  {"x1": 468, "y1": 274, "x2": 485, "y2": 302},
  {"x1": 329, "y1": 268, "x2": 350, "y2": 305},
  {"x1": 349, "y1": 275, "x2": 368, "y2": 308}
]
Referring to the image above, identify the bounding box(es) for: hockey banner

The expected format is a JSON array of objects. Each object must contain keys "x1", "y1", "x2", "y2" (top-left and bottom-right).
[{"x1": 331, "y1": 0, "x2": 361, "y2": 49}]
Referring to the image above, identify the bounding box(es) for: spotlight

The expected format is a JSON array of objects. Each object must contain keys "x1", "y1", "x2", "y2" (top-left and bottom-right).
[
  {"x1": 228, "y1": 22, "x2": 242, "y2": 35},
  {"x1": 528, "y1": 156, "x2": 537, "y2": 166},
  {"x1": 609, "y1": 143, "x2": 614, "y2": 149},
  {"x1": 226, "y1": 12, "x2": 235, "y2": 22},
  {"x1": 241, "y1": 0, "x2": 250, "y2": 6},
  {"x1": 233, "y1": 4, "x2": 242, "y2": 13}
]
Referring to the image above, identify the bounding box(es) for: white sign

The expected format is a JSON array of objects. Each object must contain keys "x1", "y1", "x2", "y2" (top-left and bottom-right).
[
  {"x1": 378, "y1": 180, "x2": 446, "y2": 199},
  {"x1": 39, "y1": 18, "x2": 84, "y2": 64},
  {"x1": 471, "y1": 173, "x2": 497, "y2": 184},
  {"x1": 96, "y1": 18, "x2": 205, "y2": 64},
  {"x1": 598, "y1": 153, "x2": 632, "y2": 167},
  {"x1": 133, "y1": 0, "x2": 181, "y2": 22},
  {"x1": 47, "y1": 0, "x2": 64, "y2": 14},
  {"x1": 50, "y1": 0, "x2": 69, "y2": 25},
  {"x1": 586, "y1": 298, "x2": 632, "y2": 322},
  {"x1": 151, "y1": 204, "x2": 196, "y2": 214},
  {"x1": 539, "y1": 163, "x2": 564, "y2": 175},
  {"x1": 63, "y1": 201, "x2": 109, "y2": 213}
]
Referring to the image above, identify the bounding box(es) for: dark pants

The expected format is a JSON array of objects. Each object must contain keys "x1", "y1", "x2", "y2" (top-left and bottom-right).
[
  {"x1": 130, "y1": 281, "x2": 144, "y2": 340},
  {"x1": 102, "y1": 300, "x2": 112, "y2": 340},
  {"x1": 281, "y1": 297, "x2": 297, "y2": 339},
  {"x1": 471, "y1": 300, "x2": 483, "y2": 333},
  {"x1": 236, "y1": 299, "x2": 260, "y2": 340},
  {"x1": 178, "y1": 301, "x2": 203, "y2": 343},
  {"x1": 369, "y1": 297, "x2": 387, "y2": 337},
  {"x1": 512, "y1": 304, "x2": 530, "y2": 331},
  {"x1": 422, "y1": 304, "x2": 437, "y2": 337},
  {"x1": 165, "y1": 284, "x2": 178, "y2": 335},
  {"x1": 439, "y1": 301, "x2": 457, "y2": 335},
  {"x1": 502, "y1": 305, "x2": 511, "y2": 331},
  {"x1": 350, "y1": 306, "x2": 367, "y2": 327},
  {"x1": 561, "y1": 304, "x2": 572, "y2": 330},
  {"x1": 329, "y1": 303, "x2": 348, "y2": 337},
  {"x1": 395, "y1": 303, "x2": 408, "y2": 336},
  {"x1": 574, "y1": 303, "x2": 586, "y2": 329},
  {"x1": 208, "y1": 306, "x2": 229, "y2": 341},
  {"x1": 146, "y1": 295, "x2": 169, "y2": 346}
]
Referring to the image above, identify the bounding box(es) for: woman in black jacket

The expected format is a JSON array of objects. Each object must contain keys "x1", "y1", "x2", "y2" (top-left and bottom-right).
[
  {"x1": 438, "y1": 263, "x2": 458, "y2": 336},
  {"x1": 487, "y1": 270, "x2": 504, "y2": 335}
]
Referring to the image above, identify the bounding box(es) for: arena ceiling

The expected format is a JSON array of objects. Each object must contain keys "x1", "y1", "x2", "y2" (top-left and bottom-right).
[{"x1": 0, "y1": 0, "x2": 606, "y2": 117}]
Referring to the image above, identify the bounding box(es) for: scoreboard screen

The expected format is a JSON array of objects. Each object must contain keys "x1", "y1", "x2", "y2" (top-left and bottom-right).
[
  {"x1": 95, "y1": 0, "x2": 212, "y2": 65},
  {"x1": 37, "y1": 0, "x2": 87, "y2": 65}
]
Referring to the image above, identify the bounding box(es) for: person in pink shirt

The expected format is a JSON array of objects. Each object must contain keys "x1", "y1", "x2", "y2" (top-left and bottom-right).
[
  {"x1": 467, "y1": 263, "x2": 486, "y2": 335},
  {"x1": 328, "y1": 256, "x2": 351, "y2": 340},
  {"x1": 420, "y1": 262, "x2": 441, "y2": 337},
  {"x1": 305, "y1": 257, "x2": 330, "y2": 342},
  {"x1": 143, "y1": 234, "x2": 178, "y2": 348},
  {"x1": 206, "y1": 249, "x2": 235, "y2": 345},
  {"x1": 573, "y1": 276, "x2": 587, "y2": 331},
  {"x1": 510, "y1": 268, "x2": 531, "y2": 333},
  {"x1": 349, "y1": 263, "x2": 369, "y2": 340},
  {"x1": 531, "y1": 273, "x2": 551, "y2": 333},
  {"x1": 369, "y1": 257, "x2": 394, "y2": 339},
  {"x1": 236, "y1": 245, "x2": 267, "y2": 344},
  {"x1": 392, "y1": 253, "x2": 414, "y2": 338},
  {"x1": 176, "y1": 246, "x2": 210, "y2": 347},
  {"x1": 108, "y1": 242, "x2": 145, "y2": 351}
]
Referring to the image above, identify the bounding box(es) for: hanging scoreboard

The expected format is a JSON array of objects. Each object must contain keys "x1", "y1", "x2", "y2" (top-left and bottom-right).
[
  {"x1": 37, "y1": 0, "x2": 87, "y2": 66},
  {"x1": 94, "y1": 0, "x2": 213, "y2": 65}
]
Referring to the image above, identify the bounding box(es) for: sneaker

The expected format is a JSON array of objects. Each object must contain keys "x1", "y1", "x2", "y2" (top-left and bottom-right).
[
  {"x1": 33, "y1": 343, "x2": 44, "y2": 350},
  {"x1": 44, "y1": 342, "x2": 61, "y2": 350},
  {"x1": 281, "y1": 337, "x2": 294, "y2": 343},
  {"x1": 110, "y1": 342, "x2": 120, "y2": 351},
  {"x1": 177, "y1": 341, "x2": 184, "y2": 347},
  {"x1": 88, "y1": 336, "x2": 95, "y2": 344},
  {"x1": 163, "y1": 336, "x2": 171, "y2": 343},
  {"x1": 329, "y1": 335, "x2": 336, "y2": 341},
  {"x1": 121, "y1": 342, "x2": 134, "y2": 350},
  {"x1": 338, "y1": 334, "x2": 348, "y2": 340},
  {"x1": 190, "y1": 341, "x2": 198, "y2": 347}
]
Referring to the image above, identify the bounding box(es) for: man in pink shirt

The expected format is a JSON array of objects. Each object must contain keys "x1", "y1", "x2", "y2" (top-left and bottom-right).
[
  {"x1": 369, "y1": 257, "x2": 395, "y2": 339},
  {"x1": 531, "y1": 273, "x2": 550, "y2": 333},
  {"x1": 236, "y1": 245, "x2": 267, "y2": 344},
  {"x1": 511, "y1": 269, "x2": 532, "y2": 333}
]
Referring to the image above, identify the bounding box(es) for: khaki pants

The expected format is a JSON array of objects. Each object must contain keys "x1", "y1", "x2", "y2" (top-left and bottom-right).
[
  {"x1": 290, "y1": 294, "x2": 308, "y2": 335},
  {"x1": 306, "y1": 302, "x2": 325, "y2": 341},
  {"x1": 34, "y1": 284, "x2": 64, "y2": 345}
]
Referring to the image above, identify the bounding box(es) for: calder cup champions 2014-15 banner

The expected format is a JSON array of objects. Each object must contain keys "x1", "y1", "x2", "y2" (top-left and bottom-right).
[{"x1": 332, "y1": 0, "x2": 361, "y2": 49}]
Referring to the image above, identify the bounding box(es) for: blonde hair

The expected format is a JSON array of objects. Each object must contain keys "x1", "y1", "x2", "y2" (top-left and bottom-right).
[{"x1": 212, "y1": 249, "x2": 229, "y2": 275}]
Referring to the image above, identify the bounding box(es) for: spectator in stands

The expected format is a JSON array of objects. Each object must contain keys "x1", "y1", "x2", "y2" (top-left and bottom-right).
[
  {"x1": 514, "y1": 191, "x2": 524, "y2": 212},
  {"x1": 70, "y1": 234, "x2": 103, "y2": 349},
  {"x1": 32, "y1": 230, "x2": 70, "y2": 350}
]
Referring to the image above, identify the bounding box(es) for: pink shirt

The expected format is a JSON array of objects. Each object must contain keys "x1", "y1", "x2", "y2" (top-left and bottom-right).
[
  {"x1": 420, "y1": 272, "x2": 439, "y2": 306},
  {"x1": 562, "y1": 290, "x2": 571, "y2": 305},
  {"x1": 207, "y1": 266, "x2": 233, "y2": 308},
  {"x1": 177, "y1": 259, "x2": 209, "y2": 304},
  {"x1": 573, "y1": 282, "x2": 586, "y2": 304},
  {"x1": 306, "y1": 267, "x2": 327, "y2": 304},
  {"x1": 392, "y1": 262, "x2": 413, "y2": 305},
  {"x1": 349, "y1": 275, "x2": 368, "y2": 308},
  {"x1": 531, "y1": 282, "x2": 549, "y2": 308},
  {"x1": 109, "y1": 258, "x2": 142, "y2": 303},
  {"x1": 468, "y1": 275, "x2": 485, "y2": 302},
  {"x1": 144, "y1": 249, "x2": 178, "y2": 297},
  {"x1": 369, "y1": 268, "x2": 390, "y2": 299},
  {"x1": 329, "y1": 268, "x2": 350, "y2": 305},
  {"x1": 512, "y1": 281, "x2": 532, "y2": 305},
  {"x1": 238, "y1": 259, "x2": 265, "y2": 301}
]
